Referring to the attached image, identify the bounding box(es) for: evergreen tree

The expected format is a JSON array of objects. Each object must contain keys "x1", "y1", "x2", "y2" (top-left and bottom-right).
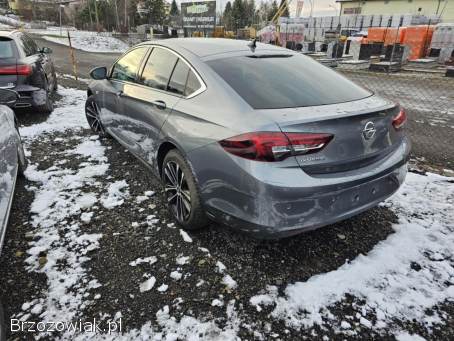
[
  {"x1": 232, "y1": 0, "x2": 245, "y2": 29},
  {"x1": 145, "y1": 0, "x2": 166, "y2": 25},
  {"x1": 170, "y1": 0, "x2": 179, "y2": 16},
  {"x1": 223, "y1": 1, "x2": 233, "y2": 30},
  {"x1": 245, "y1": 0, "x2": 256, "y2": 26}
]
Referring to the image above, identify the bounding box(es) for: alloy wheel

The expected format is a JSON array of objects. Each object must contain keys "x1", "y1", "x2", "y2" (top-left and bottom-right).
[
  {"x1": 85, "y1": 100, "x2": 105, "y2": 134},
  {"x1": 164, "y1": 161, "x2": 191, "y2": 222}
]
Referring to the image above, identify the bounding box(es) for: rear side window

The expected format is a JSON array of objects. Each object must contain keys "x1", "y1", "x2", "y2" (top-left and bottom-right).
[
  {"x1": 185, "y1": 71, "x2": 201, "y2": 96},
  {"x1": 0, "y1": 39, "x2": 16, "y2": 58},
  {"x1": 140, "y1": 47, "x2": 178, "y2": 90},
  {"x1": 24, "y1": 35, "x2": 39, "y2": 55},
  {"x1": 207, "y1": 54, "x2": 372, "y2": 109},
  {"x1": 111, "y1": 47, "x2": 148, "y2": 82},
  {"x1": 17, "y1": 34, "x2": 38, "y2": 56},
  {"x1": 168, "y1": 59, "x2": 189, "y2": 95}
]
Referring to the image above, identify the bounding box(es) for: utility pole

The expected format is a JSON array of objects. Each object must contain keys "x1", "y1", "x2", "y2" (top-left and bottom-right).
[
  {"x1": 124, "y1": 0, "x2": 128, "y2": 32},
  {"x1": 88, "y1": 0, "x2": 94, "y2": 30},
  {"x1": 59, "y1": 4, "x2": 63, "y2": 36},
  {"x1": 114, "y1": 0, "x2": 120, "y2": 32},
  {"x1": 94, "y1": 0, "x2": 100, "y2": 32},
  {"x1": 436, "y1": 0, "x2": 441, "y2": 15}
]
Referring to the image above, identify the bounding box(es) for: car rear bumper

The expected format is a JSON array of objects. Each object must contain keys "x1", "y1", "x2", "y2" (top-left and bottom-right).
[
  {"x1": 189, "y1": 137, "x2": 410, "y2": 239},
  {"x1": 10, "y1": 85, "x2": 45, "y2": 109},
  {"x1": 206, "y1": 163, "x2": 407, "y2": 238}
]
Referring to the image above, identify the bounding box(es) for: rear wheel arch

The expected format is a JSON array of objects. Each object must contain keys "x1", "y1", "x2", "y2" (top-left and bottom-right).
[{"x1": 157, "y1": 141, "x2": 178, "y2": 176}]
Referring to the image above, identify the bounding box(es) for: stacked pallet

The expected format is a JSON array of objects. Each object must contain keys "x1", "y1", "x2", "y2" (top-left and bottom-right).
[
  {"x1": 430, "y1": 24, "x2": 454, "y2": 63},
  {"x1": 403, "y1": 25, "x2": 434, "y2": 60},
  {"x1": 367, "y1": 27, "x2": 406, "y2": 45},
  {"x1": 338, "y1": 60, "x2": 371, "y2": 70},
  {"x1": 368, "y1": 27, "x2": 387, "y2": 42},
  {"x1": 407, "y1": 58, "x2": 438, "y2": 69},
  {"x1": 384, "y1": 27, "x2": 407, "y2": 45}
]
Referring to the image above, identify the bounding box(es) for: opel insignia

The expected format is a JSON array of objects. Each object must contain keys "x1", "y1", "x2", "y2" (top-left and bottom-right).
[{"x1": 85, "y1": 38, "x2": 410, "y2": 238}]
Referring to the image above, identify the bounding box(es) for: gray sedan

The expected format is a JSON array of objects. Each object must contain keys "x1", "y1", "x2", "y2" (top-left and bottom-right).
[{"x1": 86, "y1": 38, "x2": 410, "y2": 238}]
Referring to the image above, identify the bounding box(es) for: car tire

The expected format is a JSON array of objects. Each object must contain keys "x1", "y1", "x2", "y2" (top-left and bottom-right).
[
  {"x1": 162, "y1": 149, "x2": 209, "y2": 231},
  {"x1": 85, "y1": 96, "x2": 108, "y2": 138},
  {"x1": 35, "y1": 78, "x2": 54, "y2": 114},
  {"x1": 0, "y1": 301, "x2": 5, "y2": 341},
  {"x1": 17, "y1": 143, "x2": 27, "y2": 177}
]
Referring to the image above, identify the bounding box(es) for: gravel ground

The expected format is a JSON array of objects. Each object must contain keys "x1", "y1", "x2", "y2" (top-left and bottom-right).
[{"x1": 0, "y1": 78, "x2": 453, "y2": 340}]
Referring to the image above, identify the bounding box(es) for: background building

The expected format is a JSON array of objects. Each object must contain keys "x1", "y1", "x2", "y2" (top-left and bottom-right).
[{"x1": 337, "y1": 0, "x2": 454, "y2": 22}]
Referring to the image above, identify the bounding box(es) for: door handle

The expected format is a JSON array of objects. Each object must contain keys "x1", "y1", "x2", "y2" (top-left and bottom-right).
[{"x1": 152, "y1": 100, "x2": 166, "y2": 110}]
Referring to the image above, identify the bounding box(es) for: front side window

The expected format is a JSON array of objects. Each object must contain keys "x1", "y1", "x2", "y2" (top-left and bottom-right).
[
  {"x1": 140, "y1": 47, "x2": 178, "y2": 90},
  {"x1": 111, "y1": 47, "x2": 148, "y2": 82}
]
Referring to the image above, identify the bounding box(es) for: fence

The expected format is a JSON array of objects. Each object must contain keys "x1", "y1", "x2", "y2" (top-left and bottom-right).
[{"x1": 339, "y1": 69, "x2": 454, "y2": 170}]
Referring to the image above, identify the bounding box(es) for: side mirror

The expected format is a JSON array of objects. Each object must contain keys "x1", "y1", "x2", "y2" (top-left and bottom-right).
[
  {"x1": 40, "y1": 47, "x2": 52, "y2": 54},
  {"x1": 0, "y1": 89, "x2": 19, "y2": 106},
  {"x1": 89, "y1": 66, "x2": 108, "y2": 80}
]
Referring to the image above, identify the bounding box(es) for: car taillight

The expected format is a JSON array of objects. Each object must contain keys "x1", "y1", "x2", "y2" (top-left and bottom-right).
[
  {"x1": 219, "y1": 132, "x2": 333, "y2": 162},
  {"x1": 0, "y1": 64, "x2": 32, "y2": 76},
  {"x1": 392, "y1": 108, "x2": 407, "y2": 130},
  {"x1": 16, "y1": 64, "x2": 32, "y2": 75}
]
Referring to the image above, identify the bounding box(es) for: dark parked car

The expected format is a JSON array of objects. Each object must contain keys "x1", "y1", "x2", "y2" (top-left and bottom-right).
[
  {"x1": 0, "y1": 88, "x2": 26, "y2": 341},
  {"x1": 86, "y1": 38, "x2": 410, "y2": 238},
  {"x1": 0, "y1": 30, "x2": 57, "y2": 113}
]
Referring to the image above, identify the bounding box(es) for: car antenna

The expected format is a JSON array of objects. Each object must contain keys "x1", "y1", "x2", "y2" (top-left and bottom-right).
[{"x1": 248, "y1": 38, "x2": 257, "y2": 52}]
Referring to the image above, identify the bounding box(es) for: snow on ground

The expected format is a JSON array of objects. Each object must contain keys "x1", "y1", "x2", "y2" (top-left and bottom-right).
[
  {"x1": 18, "y1": 140, "x2": 109, "y2": 336},
  {"x1": 0, "y1": 14, "x2": 27, "y2": 28},
  {"x1": 12, "y1": 85, "x2": 454, "y2": 340},
  {"x1": 29, "y1": 29, "x2": 128, "y2": 53},
  {"x1": 14, "y1": 88, "x2": 112, "y2": 338},
  {"x1": 0, "y1": 23, "x2": 12, "y2": 30},
  {"x1": 20, "y1": 87, "x2": 87, "y2": 139},
  {"x1": 100, "y1": 180, "x2": 129, "y2": 209},
  {"x1": 58, "y1": 73, "x2": 91, "y2": 85},
  {"x1": 250, "y1": 171, "x2": 454, "y2": 338}
]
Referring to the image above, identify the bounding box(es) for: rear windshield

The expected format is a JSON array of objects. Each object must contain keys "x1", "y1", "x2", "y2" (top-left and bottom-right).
[
  {"x1": 207, "y1": 54, "x2": 372, "y2": 109},
  {"x1": 0, "y1": 39, "x2": 16, "y2": 59}
]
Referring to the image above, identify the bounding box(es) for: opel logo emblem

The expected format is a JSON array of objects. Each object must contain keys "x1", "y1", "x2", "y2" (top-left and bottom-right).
[{"x1": 362, "y1": 121, "x2": 376, "y2": 140}]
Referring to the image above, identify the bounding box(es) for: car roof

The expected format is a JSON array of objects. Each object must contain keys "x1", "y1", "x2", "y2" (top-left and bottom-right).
[{"x1": 140, "y1": 38, "x2": 287, "y2": 58}]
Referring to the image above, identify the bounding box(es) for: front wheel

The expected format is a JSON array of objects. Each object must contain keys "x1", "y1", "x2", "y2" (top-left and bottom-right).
[
  {"x1": 162, "y1": 149, "x2": 209, "y2": 230},
  {"x1": 85, "y1": 96, "x2": 107, "y2": 137}
]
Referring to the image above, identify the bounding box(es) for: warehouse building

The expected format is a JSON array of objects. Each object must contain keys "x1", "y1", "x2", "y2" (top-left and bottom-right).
[{"x1": 337, "y1": 0, "x2": 454, "y2": 22}]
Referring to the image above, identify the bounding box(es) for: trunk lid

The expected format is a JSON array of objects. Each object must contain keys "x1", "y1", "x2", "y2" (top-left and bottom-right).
[{"x1": 257, "y1": 95, "x2": 401, "y2": 175}]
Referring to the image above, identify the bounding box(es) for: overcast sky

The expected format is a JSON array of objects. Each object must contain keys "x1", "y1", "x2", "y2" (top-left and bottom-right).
[{"x1": 179, "y1": 0, "x2": 341, "y2": 17}]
